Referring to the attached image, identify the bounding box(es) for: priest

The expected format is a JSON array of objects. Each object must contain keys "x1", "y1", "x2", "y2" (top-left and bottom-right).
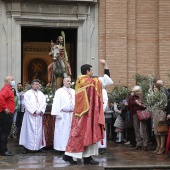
[
  {"x1": 19, "y1": 79, "x2": 47, "y2": 154},
  {"x1": 63, "y1": 63, "x2": 105, "y2": 165}
]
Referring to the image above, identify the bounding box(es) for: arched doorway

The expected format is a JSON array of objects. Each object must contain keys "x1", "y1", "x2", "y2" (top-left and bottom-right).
[{"x1": 22, "y1": 27, "x2": 77, "y2": 86}]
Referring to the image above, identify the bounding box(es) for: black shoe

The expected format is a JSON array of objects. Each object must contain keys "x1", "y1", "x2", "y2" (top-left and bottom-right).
[
  {"x1": 39, "y1": 149, "x2": 46, "y2": 153},
  {"x1": 84, "y1": 157, "x2": 99, "y2": 165},
  {"x1": 57, "y1": 151, "x2": 65, "y2": 155},
  {"x1": 63, "y1": 155, "x2": 77, "y2": 165},
  {"x1": 100, "y1": 148, "x2": 106, "y2": 154},
  {"x1": 22, "y1": 148, "x2": 28, "y2": 154},
  {"x1": 135, "y1": 146, "x2": 142, "y2": 150},
  {"x1": 1, "y1": 151, "x2": 13, "y2": 156}
]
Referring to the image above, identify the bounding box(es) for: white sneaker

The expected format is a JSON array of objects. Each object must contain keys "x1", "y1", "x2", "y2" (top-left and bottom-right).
[{"x1": 124, "y1": 141, "x2": 130, "y2": 145}]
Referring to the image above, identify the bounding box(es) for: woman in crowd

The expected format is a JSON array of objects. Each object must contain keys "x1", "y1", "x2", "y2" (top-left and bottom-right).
[
  {"x1": 151, "y1": 84, "x2": 167, "y2": 155},
  {"x1": 10, "y1": 88, "x2": 19, "y2": 138},
  {"x1": 128, "y1": 86, "x2": 148, "y2": 151}
]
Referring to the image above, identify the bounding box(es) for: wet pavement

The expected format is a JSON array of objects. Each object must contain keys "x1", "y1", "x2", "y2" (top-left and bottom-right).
[{"x1": 1, "y1": 138, "x2": 170, "y2": 170}]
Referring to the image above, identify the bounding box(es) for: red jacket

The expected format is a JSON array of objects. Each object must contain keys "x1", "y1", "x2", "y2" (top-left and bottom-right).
[
  {"x1": 128, "y1": 95, "x2": 146, "y2": 120},
  {"x1": 0, "y1": 84, "x2": 15, "y2": 114}
]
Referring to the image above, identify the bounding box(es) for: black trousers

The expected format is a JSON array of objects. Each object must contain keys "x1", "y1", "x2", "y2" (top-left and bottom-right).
[
  {"x1": 127, "y1": 128, "x2": 136, "y2": 146},
  {"x1": 0, "y1": 111, "x2": 13, "y2": 153},
  {"x1": 16, "y1": 111, "x2": 24, "y2": 137}
]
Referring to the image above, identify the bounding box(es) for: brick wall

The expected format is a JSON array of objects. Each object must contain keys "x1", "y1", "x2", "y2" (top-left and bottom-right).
[{"x1": 99, "y1": 0, "x2": 170, "y2": 89}]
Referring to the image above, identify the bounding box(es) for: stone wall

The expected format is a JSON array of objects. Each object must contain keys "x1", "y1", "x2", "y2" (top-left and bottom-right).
[
  {"x1": 0, "y1": 0, "x2": 98, "y2": 88},
  {"x1": 99, "y1": 0, "x2": 170, "y2": 88},
  {"x1": 0, "y1": 1, "x2": 8, "y2": 86}
]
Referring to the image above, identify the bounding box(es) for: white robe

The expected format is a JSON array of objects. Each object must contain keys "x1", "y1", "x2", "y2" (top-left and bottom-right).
[
  {"x1": 19, "y1": 89, "x2": 47, "y2": 150},
  {"x1": 98, "y1": 89, "x2": 108, "y2": 148},
  {"x1": 51, "y1": 87, "x2": 75, "y2": 151}
]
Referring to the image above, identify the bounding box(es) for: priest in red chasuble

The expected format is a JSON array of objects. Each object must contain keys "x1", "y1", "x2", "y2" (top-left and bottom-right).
[{"x1": 63, "y1": 64, "x2": 105, "y2": 165}]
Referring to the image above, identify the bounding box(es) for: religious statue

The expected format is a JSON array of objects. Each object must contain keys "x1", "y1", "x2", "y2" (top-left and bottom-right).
[{"x1": 47, "y1": 32, "x2": 72, "y2": 93}]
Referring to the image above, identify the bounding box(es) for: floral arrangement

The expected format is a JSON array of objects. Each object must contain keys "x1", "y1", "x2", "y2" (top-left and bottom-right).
[{"x1": 40, "y1": 85, "x2": 54, "y2": 108}]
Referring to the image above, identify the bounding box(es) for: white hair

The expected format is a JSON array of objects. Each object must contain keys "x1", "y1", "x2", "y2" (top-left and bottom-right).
[{"x1": 132, "y1": 85, "x2": 141, "y2": 92}]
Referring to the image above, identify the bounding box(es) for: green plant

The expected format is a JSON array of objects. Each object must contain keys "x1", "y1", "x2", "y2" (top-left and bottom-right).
[
  {"x1": 108, "y1": 85, "x2": 129, "y2": 107},
  {"x1": 147, "y1": 89, "x2": 167, "y2": 110},
  {"x1": 134, "y1": 73, "x2": 153, "y2": 106}
]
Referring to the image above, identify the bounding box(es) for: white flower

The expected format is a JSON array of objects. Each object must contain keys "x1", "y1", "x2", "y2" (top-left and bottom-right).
[
  {"x1": 49, "y1": 94, "x2": 53, "y2": 99},
  {"x1": 71, "y1": 82, "x2": 75, "y2": 86}
]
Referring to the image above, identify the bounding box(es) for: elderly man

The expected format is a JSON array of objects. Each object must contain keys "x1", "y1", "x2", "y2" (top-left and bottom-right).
[
  {"x1": 51, "y1": 77, "x2": 75, "y2": 156},
  {"x1": 19, "y1": 79, "x2": 47, "y2": 154},
  {"x1": 0, "y1": 76, "x2": 15, "y2": 156}
]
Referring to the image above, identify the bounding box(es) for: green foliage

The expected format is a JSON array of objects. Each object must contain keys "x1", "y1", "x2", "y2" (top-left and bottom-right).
[
  {"x1": 107, "y1": 91, "x2": 115, "y2": 103},
  {"x1": 134, "y1": 74, "x2": 153, "y2": 106},
  {"x1": 24, "y1": 83, "x2": 31, "y2": 92},
  {"x1": 134, "y1": 73, "x2": 168, "y2": 110},
  {"x1": 147, "y1": 89, "x2": 167, "y2": 110},
  {"x1": 168, "y1": 71, "x2": 170, "y2": 88},
  {"x1": 108, "y1": 85, "x2": 129, "y2": 108}
]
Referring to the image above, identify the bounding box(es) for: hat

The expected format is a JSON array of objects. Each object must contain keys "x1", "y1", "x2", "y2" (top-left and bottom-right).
[
  {"x1": 98, "y1": 74, "x2": 114, "y2": 88},
  {"x1": 132, "y1": 85, "x2": 141, "y2": 92}
]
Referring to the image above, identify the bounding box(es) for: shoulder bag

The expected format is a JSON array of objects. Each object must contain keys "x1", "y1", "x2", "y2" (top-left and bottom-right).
[
  {"x1": 157, "y1": 121, "x2": 168, "y2": 134},
  {"x1": 136, "y1": 110, "x2": 151, "y2": 121}
]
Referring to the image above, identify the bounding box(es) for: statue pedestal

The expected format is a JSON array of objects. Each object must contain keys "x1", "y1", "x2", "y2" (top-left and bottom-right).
[{"x1": 43, "y1": 111, "x2": 55, "y2": 148}]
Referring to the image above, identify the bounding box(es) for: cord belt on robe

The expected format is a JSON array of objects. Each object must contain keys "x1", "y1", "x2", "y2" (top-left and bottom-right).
[{"x1": 62, "y1": 110, "x2": 73, "y2": 113}]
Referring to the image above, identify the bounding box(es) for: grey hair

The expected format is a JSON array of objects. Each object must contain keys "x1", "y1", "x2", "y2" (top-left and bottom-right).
[{"x1": 4, "y1": 76, "x2": 12, "y2": 83}]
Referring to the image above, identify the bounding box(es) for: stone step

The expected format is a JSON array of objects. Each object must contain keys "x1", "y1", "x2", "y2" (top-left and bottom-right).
[{"x1": 104, "y1": 165, "x2": 170, "y2": 170}]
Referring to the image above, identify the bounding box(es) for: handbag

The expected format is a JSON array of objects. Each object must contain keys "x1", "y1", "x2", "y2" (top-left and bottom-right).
[
  {"x1": 157, "y1": 121, "x2": 168, "y2": 134},
  {"x1": 136, "y1": 110, "x2": 151, "y2": 121},
  {"x1": 105, "y1": 110, "x2": 113, "y2": 123}
]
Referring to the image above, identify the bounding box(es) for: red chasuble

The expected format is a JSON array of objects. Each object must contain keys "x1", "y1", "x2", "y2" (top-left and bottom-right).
[{"x1": 66, "y1": 75, "x2": 105, "y2": 152}]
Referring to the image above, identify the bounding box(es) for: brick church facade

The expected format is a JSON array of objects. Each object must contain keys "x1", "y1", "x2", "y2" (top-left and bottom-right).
[{"x1": 98, "y1": 0, "x2": 170, "y2": 87}]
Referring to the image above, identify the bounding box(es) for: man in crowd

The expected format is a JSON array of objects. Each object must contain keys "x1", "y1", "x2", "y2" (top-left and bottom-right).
[
  {"x1": 16, "y1": 83, "x2": 25, "y2": 138},
  {"x1": 19, "y1": 79, "x2": 47, "y2": 154},
  {"x1": 0, "y1": 75, "x2": 15, "y2": 156},
  {"x1": 51, "y1": 77, "x2": 75, "y2": 157},
  {"x1": 63, "y1": 62, "x2": 105, "y2": 165}
]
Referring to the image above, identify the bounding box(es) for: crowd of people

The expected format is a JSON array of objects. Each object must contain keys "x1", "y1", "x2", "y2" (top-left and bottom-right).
[
  {"x1": 0, "y1": 60, "x2": 170, "y2": 166},
  {"x1": 105, "y1": 79, "x2": 170, "y2": 156}
]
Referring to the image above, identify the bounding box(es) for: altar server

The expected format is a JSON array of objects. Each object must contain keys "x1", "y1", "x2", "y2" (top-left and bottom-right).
[{"x1": 51, "y1": 77, "x2": 75, "y2": 153}]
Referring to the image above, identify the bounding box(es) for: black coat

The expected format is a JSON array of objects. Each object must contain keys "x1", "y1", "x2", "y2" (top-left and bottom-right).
[{"x1": 166, "y1": 89, "x2": 170, "y2": 126}]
